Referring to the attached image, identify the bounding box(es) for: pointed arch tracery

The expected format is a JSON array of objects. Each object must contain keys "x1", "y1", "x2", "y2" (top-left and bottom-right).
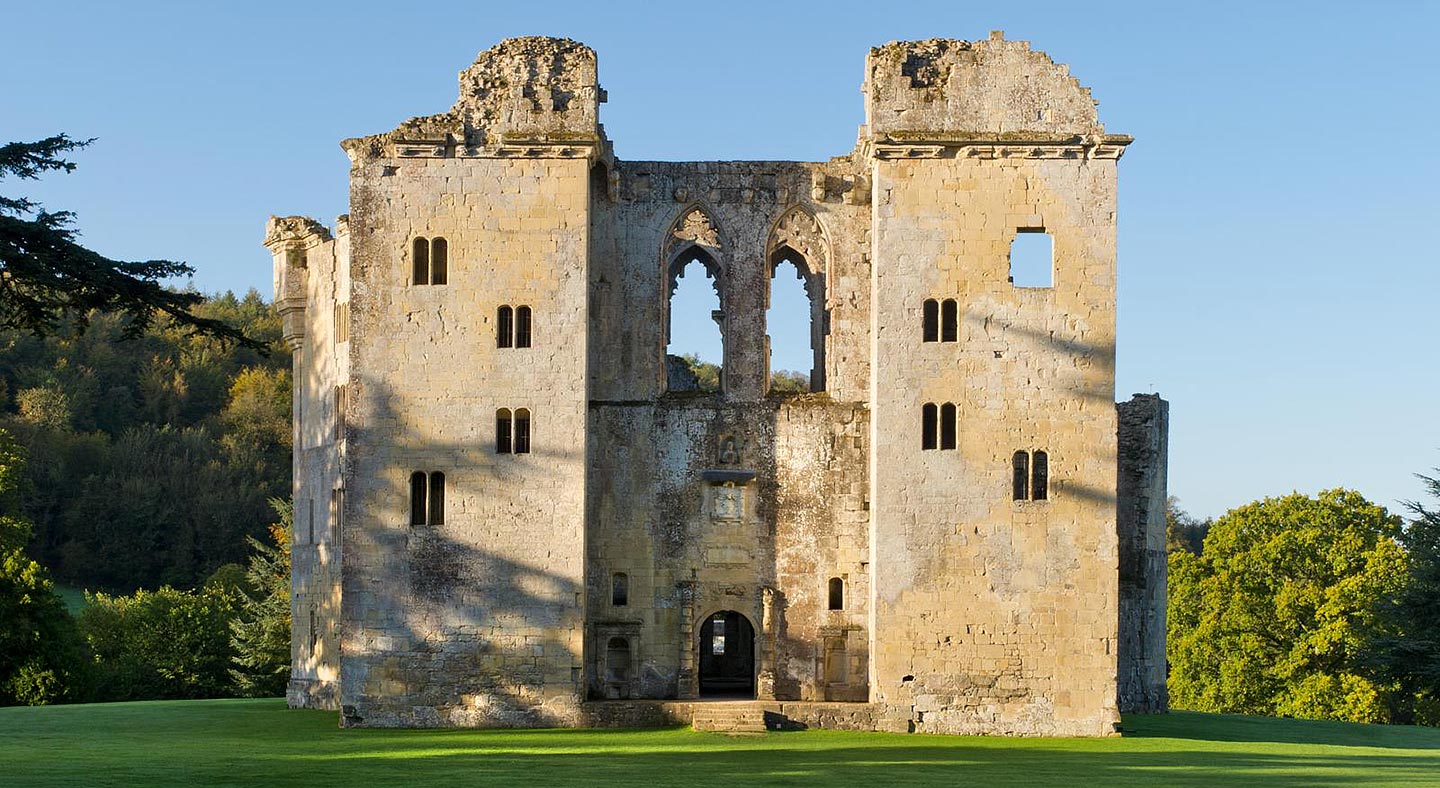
[
  {"x1": 661, "y1": 204, "x2": 727, "y2": 392},
  {"x1": 765, "y1": 205, "x2": 830, "y2": 392}
]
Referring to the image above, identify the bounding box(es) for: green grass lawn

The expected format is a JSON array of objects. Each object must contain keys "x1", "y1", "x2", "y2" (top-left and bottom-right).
[{"x1": 2, "y1": 700, "x2": 1437, "y2": 787}]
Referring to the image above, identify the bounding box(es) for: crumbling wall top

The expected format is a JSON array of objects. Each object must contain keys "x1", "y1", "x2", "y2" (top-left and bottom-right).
[
  {"x1": 344, "y1": 37, "x2": 604, "y2": 160},
  {"x1": 864, "y1": 32, "x2": 1111, "y2": 141}
]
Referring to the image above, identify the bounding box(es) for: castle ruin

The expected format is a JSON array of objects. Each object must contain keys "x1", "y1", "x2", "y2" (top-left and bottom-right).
[{"x1": 267, "y1": 33, "x2": 1169, "y2": 736}]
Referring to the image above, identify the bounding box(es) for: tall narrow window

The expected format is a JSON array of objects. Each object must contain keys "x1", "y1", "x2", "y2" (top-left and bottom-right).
[
  {"x1": 922, "y1": 403, "x2": 938, "y2": 450},
  {"x1": 513, "y1": 408, "x2": 531, "y2": 454},
  {"x1": 941, "y1": 299, "x2": 958, "y2": 342},
  {"x1": 412, "y1": 238, "x2": 429, "y2": 285},
  {"x1": 828, "y1": 577, "x2": 844, "y2": 611},
  {"x1": 516, "y1": 306, "x2": 532, "y2": 348},
  {"x1": 496, "y1": 409, "x2": 513, "y2": 454},
  {"x1": 940, "y1": 403, "x2": 957, "y2": 450},
  {"x1": 1032, "y1": 451, "x2": 1049, "y2": 501},
  {"x1": 666, "y1": 249, "x2": 723, "y2": 393},
  {"x1": 332, "y1": 488, "x2": 344, "y2": 548},
  {"x1": 428, "y1": 471, "x2": 445, "y2": 525},
  {"x1": 922, "y1": 299, "x2": 939, "y2": 343},
  {"x1": 612, "y1": 573, "x2": 629, "y2": 607},
  {"x1": 409, "y1": 471, "x2": 427, "y2": 526},
  {"x1": 333, "y1": 384, "x2": 346, "y2": 442},
  {"x1": 334, "y1": 302, "x2": 349, "y2": 343},
  {"x1": 767, "y1": 253, "x2": 819, "y2": 393},
  {"x1": 497, "y1": 306, "x2": 514, "y2": 348},
  {"x1": 429, "y1": 238, "x2": 447, "y2": 285},
  {"x1": 1012, "y1": 451, "x2": 1030, "y2": 501}
]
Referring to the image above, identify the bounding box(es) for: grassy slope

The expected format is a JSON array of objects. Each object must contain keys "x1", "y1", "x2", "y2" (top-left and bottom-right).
[{"x1": 2, "y1": 700, "x2": 1437, "y2": 788}]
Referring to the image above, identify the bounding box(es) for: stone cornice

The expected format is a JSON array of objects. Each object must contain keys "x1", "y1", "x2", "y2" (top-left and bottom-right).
[{"x1": 872, "y1": 133, "x2": 1132, "y2": 161}]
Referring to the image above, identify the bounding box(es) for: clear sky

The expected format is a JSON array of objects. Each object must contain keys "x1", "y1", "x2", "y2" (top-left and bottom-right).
[{"x1": 4, "y1": 0, "x2": 1436, "y2": 520}]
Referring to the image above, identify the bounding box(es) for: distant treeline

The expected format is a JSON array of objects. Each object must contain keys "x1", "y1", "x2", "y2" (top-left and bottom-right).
[{"x1": 0, "y1": 291, "x2": 290, "y2": 592}]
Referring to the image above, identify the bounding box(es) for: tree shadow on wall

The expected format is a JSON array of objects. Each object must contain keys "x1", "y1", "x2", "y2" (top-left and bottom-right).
[{"x1": 341, "y1": 377, "x2": 588, "y2": 727}]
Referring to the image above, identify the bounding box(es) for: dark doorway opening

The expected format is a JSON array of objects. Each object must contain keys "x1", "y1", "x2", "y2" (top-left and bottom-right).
[{"x1": 698, "y1": 610, "x2": 755, "y2": 697}]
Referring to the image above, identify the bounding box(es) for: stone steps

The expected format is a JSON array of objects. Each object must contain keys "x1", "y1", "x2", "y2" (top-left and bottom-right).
[{"x1": 691, "y1": 704, "x2": 769, "y2": 733}]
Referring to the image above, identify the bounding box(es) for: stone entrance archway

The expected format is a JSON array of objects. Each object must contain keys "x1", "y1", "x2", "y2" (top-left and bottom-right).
[{"x1": 698, "y1": 610, "x2": 756, "y2": 697}]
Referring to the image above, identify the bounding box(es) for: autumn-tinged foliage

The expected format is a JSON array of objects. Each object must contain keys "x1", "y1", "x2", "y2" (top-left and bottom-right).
[{"x1": 0, "y1": 291, "x2": 290, "y2": 591}]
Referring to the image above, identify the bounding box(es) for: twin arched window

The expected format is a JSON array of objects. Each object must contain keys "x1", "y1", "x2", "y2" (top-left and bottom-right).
[
  {"x1": 922, "y1": 299, "x2": 958, "y2": 343},
  {"x1": 921, "y1": 403, "x2": 958, "y2": 451},
  {"x1": 412, "y1": 237, "x2": 448, "y2": 285},
  {"x1": 496, "y1": 408, "x2": 531, "y2": 454},
  {"x1": 1012, "y1": 450, "x2": 1049, "y2": 501},
  {"x1": 497, "y1": 305, "x2": 533, "y2": 348},
  {"x1": 409, "y1": 470, "x2": 445, "y2": 525}
]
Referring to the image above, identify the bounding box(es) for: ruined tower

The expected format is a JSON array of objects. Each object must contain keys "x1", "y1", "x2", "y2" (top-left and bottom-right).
[{"x1": 272, "y1": 33, "x2": 1168, "y2": 735}]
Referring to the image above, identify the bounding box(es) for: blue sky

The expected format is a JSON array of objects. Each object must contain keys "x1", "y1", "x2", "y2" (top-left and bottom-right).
[{"x1": 3, "y1": 0, "x2": 1436, "y2": 519}]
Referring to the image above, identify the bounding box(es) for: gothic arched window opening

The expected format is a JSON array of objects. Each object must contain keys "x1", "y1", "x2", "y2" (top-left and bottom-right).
[
  {"x1": 411, "y1": 237, "x2": 448, "y2": 286},
  {"x1": 665, "y1": 247, "x2": 724, "y2": 393},
  {"x1": 767, "y1": 246, "x2": 824, "y2": 393}
]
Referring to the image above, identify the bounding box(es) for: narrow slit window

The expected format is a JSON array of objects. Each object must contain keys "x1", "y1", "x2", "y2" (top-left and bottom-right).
[
  {"x1": 1012, "y1": 451, "x2": 1030, "y2": 501},
  {"x1": 334, "y1": 384, "x2": 346, "y2": 442},
  {"x1": 428, "y1": 471, "x2": 445, "y2": 525},
  {"x1": 612, "y1": 573, "x2": 629, "y2": 607},
  {"x1": 513, "y1": 408, "x2": 531, "y2": 454},
  {"x1": 1032, "y1": 451, "x2": 1048, "y2": 501},
  {"x1": 409, "y1": 471, "x2": 427, "y2": 525},
  {"x1": 941, "y1": 299, "x2": 958, "y2": 342},
  {"x1": 922, "y1": 299, "x2": 939, "y2": 343},
  {"x1": 922, "y1": 403, "x2": 938, "y2": 450},
  {"x1": 496, "y1": 409, "x2": 512, "y2": 454},
  {"x1": 1009, "y1": 231, "x2": 1053, "y2": 288},
  {"x1": 497, "y1": 306, "x2": 514, "y2": 348},
  {"x1": 430, "y1": 238, "x2": 448, "y2": 285},
  {"x1": 940, "y1": 403, "x2": 956, "y2": 450},
  {"x1": 828, "y1": 577, "x2": 844, "y2": 610},
  {"x1": 516, "y1": 306, "x2": 532, "y2": 348},
  {"x1": 412, "y1": 238, "x2": 429, "y2": 285}
]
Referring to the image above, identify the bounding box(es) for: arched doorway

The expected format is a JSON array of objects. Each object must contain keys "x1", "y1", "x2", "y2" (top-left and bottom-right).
[{"x1": 698, "y1": 610, "x2": 756, "y2": 697}]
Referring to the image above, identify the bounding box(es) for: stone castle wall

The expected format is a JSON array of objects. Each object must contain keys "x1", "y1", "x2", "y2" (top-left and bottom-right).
[{"x1": 272, "y1": 33, "x2": 1164, "y2": 735}]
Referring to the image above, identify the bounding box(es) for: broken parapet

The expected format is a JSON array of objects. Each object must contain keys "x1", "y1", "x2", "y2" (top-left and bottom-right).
[
  {"x1": 264, "y1": 215, "x2": 332, "y2": 351},
  {"x1": 343, "y1": 36, "x2": 605, "y2": 161},
  {"x1": 864, "y1": 31, "x2": 1119, "y2": 143},
  {"x1": 1116, "y1": 393, "x2": 1170, "y2": 714}
]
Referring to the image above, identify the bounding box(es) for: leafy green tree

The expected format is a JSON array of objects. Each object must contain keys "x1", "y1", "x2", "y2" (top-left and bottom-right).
[
  {"x1": 0, "y1": 428, "x2": 86, "y2": 705},
  {"x1": 1168, "y1": 489, "x2": 1408, "y2": 723},
  {"x1": 230, "y1": 499, "x2": 292, "y2": 697},
  {"x1": 0, "y1": 136, "x2": 259, "y2": 348},
  {"x1": 79, "y1": 584, "x2": 239, "y2": 701},
  {"x1": 678, "y1": 353, "x2": 720, "y2": 392},
  {"x1": 1166, "y1": 496, "x2": 1211, "y2": 555},
  {"x1": 769, "y1": 370, "x2": 810, "y2": 394}
]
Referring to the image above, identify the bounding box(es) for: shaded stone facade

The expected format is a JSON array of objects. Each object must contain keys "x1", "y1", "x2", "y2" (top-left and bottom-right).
[{"x1": 268, "y1": 33, "x2": 1167, "y2": 735}]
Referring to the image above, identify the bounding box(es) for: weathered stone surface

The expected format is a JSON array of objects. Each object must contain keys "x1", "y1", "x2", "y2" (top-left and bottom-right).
[
  {"x1": 270, "y1": 33, "x2": 1167, "y2": 736},
  {"x1": 1117, "y1": 394, "x2": 1170, "y2": 714}
]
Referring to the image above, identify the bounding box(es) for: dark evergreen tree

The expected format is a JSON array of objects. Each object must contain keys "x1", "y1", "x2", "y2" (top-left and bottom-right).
[
  {"x1": 229, "y1": 499, "x2": 292, "y2": 697},
  {"x1": 1, "y1": 135, "x2": 263, "y2": 348}
]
